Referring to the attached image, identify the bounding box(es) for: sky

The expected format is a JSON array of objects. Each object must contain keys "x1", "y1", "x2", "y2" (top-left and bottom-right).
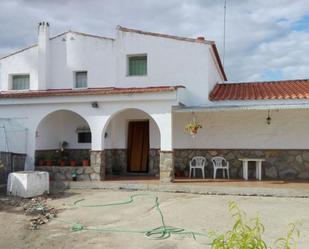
[{"x1": 0, "y1": 0, "x2": 308, "y2": 82}]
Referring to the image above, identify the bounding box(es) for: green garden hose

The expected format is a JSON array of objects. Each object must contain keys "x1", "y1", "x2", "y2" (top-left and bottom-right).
[{"x1": 56, "y1": 193, "x2": 209, "y2": 243}]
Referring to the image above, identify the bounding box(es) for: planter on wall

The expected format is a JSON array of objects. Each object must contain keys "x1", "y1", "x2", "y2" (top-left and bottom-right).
[
  {"x1": 46, "y1": 160, "x2": 53, "y2": 166},
  {"x1": 59, "y1": 160, "x2": 66, "y2": 167},
  {"x1": 70, "y1": 160, "x2": 77, "y2": 167},
  {"x1": 82, "y1": 160, "x2": 89, "y2": 167}
]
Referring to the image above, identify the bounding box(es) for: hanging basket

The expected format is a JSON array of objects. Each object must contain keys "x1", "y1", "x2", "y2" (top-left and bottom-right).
[{"x1": 184, "y1": 120, "x2": 202, "y2": 136}]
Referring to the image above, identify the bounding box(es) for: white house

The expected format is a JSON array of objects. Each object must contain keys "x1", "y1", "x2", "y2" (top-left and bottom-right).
[{"x1": 1, "y1": 22, "x2": 309, "y2": 182}]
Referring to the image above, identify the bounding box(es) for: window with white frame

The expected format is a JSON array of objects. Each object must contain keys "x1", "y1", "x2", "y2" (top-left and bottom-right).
[
  {"x1": 12, "y1": 74, "x2": 30, "y2": 90},
  {"x1": 75, "y1": 71, "x2": 87, "y2": 88},
  {"x1": 128, "y1": 55, "x2": 147, "y2": 76}
]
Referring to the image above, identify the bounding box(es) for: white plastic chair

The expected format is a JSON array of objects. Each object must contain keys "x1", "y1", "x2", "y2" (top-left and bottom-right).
[
  {"x1": 189, "y1": 156, "x2": 207, "y2": 179},
  {"x1": 211, "y1": 156, "x2": 230, "y2": 179}
]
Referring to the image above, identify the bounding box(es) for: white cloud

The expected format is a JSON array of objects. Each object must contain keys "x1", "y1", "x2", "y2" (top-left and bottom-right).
[{"x1": 0, "y1": 0, "x2": 308, "y2": 82}]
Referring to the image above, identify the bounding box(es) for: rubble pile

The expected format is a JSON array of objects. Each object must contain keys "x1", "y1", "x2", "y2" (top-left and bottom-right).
[
  {"x1": 23, "y1": 197, "x2": 57, "y2": 230},
  {"x1": 0, "y1": 196, "x2": 57, "y2": 230}
]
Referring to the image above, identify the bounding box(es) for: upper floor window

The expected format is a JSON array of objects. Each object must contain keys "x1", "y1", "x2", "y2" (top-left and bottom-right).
[
  {"x1": 128, "y1": 55, "x2": 147, "y2": 76},
  {"x1": 75, "y1": 71, "x2": 87, "y2": 88},
  {"x1": 12, "y1": 75, "x2": 30, "y2": 90}
]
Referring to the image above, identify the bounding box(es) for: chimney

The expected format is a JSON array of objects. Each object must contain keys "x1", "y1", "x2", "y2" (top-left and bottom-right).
[
  {"x1": 196, "y1": 36, "x2": 205, "y2": 43},
  {"x1": 37, "y1": 22, "x2": 50, "y2": 90}
]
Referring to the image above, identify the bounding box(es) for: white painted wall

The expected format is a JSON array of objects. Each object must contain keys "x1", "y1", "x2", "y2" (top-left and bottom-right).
[
  {"x1": 0, "y1": 25, "x2": 224, "y2": 105},
  {"x1": 0, "y1": 93, "x2": 176, "y2": 169},
  {"x1": 36, "y1": 110, "x2": 91, "y2": 150},
  {"x1": 0, "y1": 46, "x2": 38, "y2": 90},
  {"x1": 104, "y1": 108, "x2": 160, "y2": 149},
  {"x1": 114, "y1": 30, "x2": 220, "y2": 105},
  {"x1": 173, "y1": 109, "x2": 309, "y2": 149}
]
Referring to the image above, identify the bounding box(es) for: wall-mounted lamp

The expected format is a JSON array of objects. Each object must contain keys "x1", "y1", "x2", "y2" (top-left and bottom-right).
[
  {"x1": 104, "y1": 132, "x2": 108, "y2": 138},
  {"x1": 266, "y1": 110, "x2": 271, "y2": 125},
  {"x1": 91, "y1": 102, "x2": 99, "y2": 108}
]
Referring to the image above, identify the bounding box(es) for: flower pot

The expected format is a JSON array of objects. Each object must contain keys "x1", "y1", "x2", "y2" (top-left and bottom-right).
[
  {"x1": 38, "y1": 160, "x2": 44, "y2": 166},
  {"x1": 59, "y1": 160, "x2": 66, "y2": 167},
  {"x1": 70, "y1": 160, "x2": 77, "y2": 167},
  {"x1": 82, "y1": 159, "x2": 89, "y2": 167},
  {"x1": 190, "y1": 128, "x2": 198, "y2": 135},
  {"x1": 46, "y1": 160, "x2": 53, "y2": 166}
]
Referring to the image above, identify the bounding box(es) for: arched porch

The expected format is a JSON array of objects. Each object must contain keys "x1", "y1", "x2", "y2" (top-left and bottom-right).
[{"x1": 103, "y1": 108, "x2": 161, "y2": 178}]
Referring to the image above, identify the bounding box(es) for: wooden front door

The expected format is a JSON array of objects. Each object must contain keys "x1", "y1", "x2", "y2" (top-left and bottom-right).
[{"x1": 127, "y1": 121, "x2": 149, "y2": 172}]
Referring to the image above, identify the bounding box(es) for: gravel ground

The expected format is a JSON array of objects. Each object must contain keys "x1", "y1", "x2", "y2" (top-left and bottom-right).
[{"x1": 0, "y1": 189, "x2": 308, "y2": 249}]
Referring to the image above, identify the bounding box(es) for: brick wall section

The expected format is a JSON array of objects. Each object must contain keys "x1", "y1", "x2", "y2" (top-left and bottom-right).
[{"x1": 174, "y1": 149, "x2": 309, "y2": 180}]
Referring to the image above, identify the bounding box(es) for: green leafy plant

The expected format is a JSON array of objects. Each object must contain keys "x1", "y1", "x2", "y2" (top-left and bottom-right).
[
  {"x1": 184, "y1": 120, "x2": 202, "y2": 135},
  {"x1": 275, "y1": 223, "x2": 300, "y2": 249},
  {"x1": 210, "y1": 201, "x2": 300, "y2": 249}
]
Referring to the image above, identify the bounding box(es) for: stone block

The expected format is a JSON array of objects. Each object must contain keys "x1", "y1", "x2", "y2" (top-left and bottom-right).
[
  {"x1": 90, "y1": 173, "x2": 100, "y2": 181},
  {"x1": 7, "y1": 171, "x2": 49, "y2": 198},
  {"x1": 265, "y1": 166, "x2": 278, "y2": 178}
]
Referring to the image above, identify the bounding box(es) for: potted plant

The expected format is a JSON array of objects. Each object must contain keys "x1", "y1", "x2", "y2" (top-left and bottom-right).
[
  {"x1": 70, "y1": 159, "x2": 77, "y2": 167},
  {"x1": 37, "y1": 156, "x2": 44, "y2": 166},
  {"x1": 59, "y1": 155, "x2": 68, "y2": 167},
  {"x1": 184, "y1": 119, "x2": 202, "y2": 136},
  {"x1": 45, "y1": 151, "x2": 54, "y2": 166},
  {"x1": 60, "y1": 141, "x2": 68, "y2": 152},
  {"x1": 82, "y1": 157, "x2": 90, "y2": 167}
]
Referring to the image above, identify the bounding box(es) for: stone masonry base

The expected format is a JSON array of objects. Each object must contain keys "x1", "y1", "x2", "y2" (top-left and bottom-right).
[
  {"x1": 174, "y1": 149, "x2": 309, "y2": 180},
  {"x1": 159, "y1": 151, "x2": 174, "y2": 183}
]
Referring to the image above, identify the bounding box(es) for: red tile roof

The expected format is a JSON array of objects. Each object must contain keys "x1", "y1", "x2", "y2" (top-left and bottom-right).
[
  {"x1": 210, "y1": 79, "x2": 309, "y2": 101},
  {"x1": 0, "y1": 86, "x2": 184, "y2": 99}
]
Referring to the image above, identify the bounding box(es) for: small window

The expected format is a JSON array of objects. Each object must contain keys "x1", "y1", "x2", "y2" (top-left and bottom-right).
[
  {"x1": 128, "y1": 55, "x2": 147, "y2": 76},
  {"x1": 75, "y1": 71, "x2": 87, "y2": 88},
  {"x1": 78, "y1": 132, "x2": 91, "y2": 143},
  {"x1": 12, "y1": 75, "x2": 30, "y2": 90}
]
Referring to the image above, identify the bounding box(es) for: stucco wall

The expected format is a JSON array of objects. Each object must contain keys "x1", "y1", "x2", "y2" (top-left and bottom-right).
[
  {"x1": 173, "y1": 109, "x2": 309, "y2": 149},
  {"x1": 0, "y1": 27, "x2": 223, "y2": 105},
  {"x1": 104, "y1": 108, "x2": 160, "y2": 149},
  {"x1": 36, "y1": 110, "x2": 91, "y2": 150},
  {"x1": 0, "y1": 46, "x2": 38, "y2": 90}
]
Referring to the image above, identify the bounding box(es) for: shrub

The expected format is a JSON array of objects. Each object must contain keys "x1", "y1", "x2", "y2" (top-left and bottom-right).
[{"x1": 210, "y1": 201, "x2": 300, "y2": 249}]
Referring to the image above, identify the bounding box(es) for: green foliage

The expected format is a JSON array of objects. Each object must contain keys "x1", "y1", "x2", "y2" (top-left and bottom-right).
[
  {"x1": 210, "y1": 202, "x2": 300, "y2": 249},
  {"x1": 275, "y1": 223, "x2": 300, "y2": 249}
]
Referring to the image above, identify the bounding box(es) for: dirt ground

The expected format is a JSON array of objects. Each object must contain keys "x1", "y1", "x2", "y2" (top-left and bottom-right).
[{"x1": 0, "y1": 189, "x2": 308, "y2": 249}]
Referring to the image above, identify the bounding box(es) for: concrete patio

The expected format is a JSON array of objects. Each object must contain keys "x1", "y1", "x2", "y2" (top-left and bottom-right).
[{"x1": 51, "y1": 177, "x2": 309, "y2": 198}]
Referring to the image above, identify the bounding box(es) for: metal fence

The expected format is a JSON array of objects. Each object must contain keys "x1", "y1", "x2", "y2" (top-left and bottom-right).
[{"x1": 0, "y1": 152, "x2": 26, "y2": 185}]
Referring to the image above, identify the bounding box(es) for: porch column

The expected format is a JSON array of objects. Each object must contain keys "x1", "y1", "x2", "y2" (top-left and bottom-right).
[
  {"x1": 152, "y1": 111, "x2": 174, "y2": 183},
  {"x1": 159, "y1": 151, "x2": 174, "y2": 183},
  {"x1": 90, "y1": 150, "x2": 105, "y2": 180},
  {"x1": 25, "y1": 127, "x2": 36, "y2": 171},
  {"x1": 88, "y1": 116, "x2": 109, "y2": 181}
]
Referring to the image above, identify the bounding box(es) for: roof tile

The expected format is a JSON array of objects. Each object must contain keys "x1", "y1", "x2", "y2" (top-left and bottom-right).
[
  {"x1": 0, "y1": 86, "x2": 184, "y2": 99},
  {"x1": 209, "y1": 79, "x2": 309, "y2": 101}
]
